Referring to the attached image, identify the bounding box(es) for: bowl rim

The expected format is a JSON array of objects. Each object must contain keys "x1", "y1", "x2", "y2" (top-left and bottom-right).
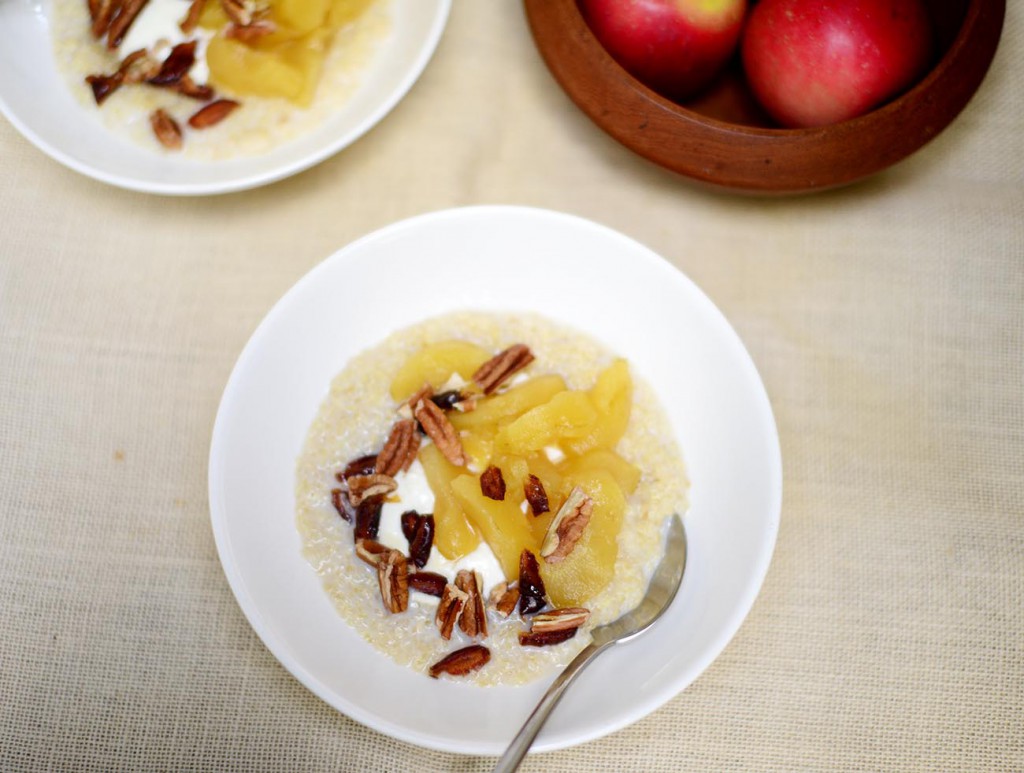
[
  {"x1": 524, "y1": 0, "x2": 1006, "y2": 192},
  {"x1": 207, "y1": 204, "x2": 784, "y2": 753}
]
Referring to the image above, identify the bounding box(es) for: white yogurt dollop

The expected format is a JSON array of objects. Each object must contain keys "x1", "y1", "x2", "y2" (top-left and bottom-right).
[
  {"x1": 377, "y1": 455, "x2": 506, "y2": 607},
  {"x1": 119, "y1": 0, "x2": 211, "y2": 83}
]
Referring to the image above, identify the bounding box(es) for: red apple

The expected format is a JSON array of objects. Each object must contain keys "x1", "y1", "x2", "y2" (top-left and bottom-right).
[
  {"x1": 741, "y1": 0, "x2": 933, "y2": 128},
  {"x1": 580, "y1": 0, "x2": 748, "y2": 102}
]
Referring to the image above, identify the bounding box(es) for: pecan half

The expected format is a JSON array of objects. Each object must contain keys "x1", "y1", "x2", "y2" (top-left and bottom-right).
[
  {"x1": 455, "y1": 570, "x2": 488, "y2": 639},
  {"x1": 540, "y1": 486, "x2": 592, "y2": 564},
  {"x1": 353, "y1": 495, "x2": 383, "y2": 541},
  {"x1": 408, "y1": 571, "x2": 447, "y2": 597},
  {"x1": 524, "y1": 474, "x2": 550, "y2": 516},
  {"x1": 488, "y1": 581, "x2": 520, "y2": 618},
  {"x1": 330, "y1": 487, "x2": 354, "y2": 523},
  {"x1": 147, "y1": 40, "x2": 197, "y2": 86},
  {"x1": 531, "y1": 607, "x2": 591, "y2": 633},
  {"x1": 472, "y1": 344, "x2": 534, "y2": 395},
  {"x1": 435, "y1": 583, "x2": 469, "y2": 640},
  {"x1": 376, "y1": 549, "x2": 408, "y2": 614},
  {"x1": 338, "y1": 454, "x2": 377, "y2": 482},
  {"x1": 180, "y1": 0, "x2": 206, "y2": 33},
  {"x1": 354, "y1": 538, "x2": 390, "y2": 566},
  {"x1": 188, "y1": 99, "x2": 240, "y2": 129},
  {"x1": 149, "y1": 109, "x2": 182, "y2": 150},
  {"x1": 414, "y1": 398, "x2": 465, "y2": 466},
  {"x1": 428, "y1": 645, "x2": 490, "y2": 678},
  {"x1": 346, "y1": 473, "x2": 397, "y2": 507},
  {"x1": 105, "y1": 0, "x2": 148, "y2": 49},
  {"x1": 518, "y1": 549, "x2": 547, "y2": 616},
  {"x1": 518, "y1": 628, "x2": 578, "y2": 647},
  {"x1": 375, "y1": 419, "x2": 420, "y2": 477},
  {"x1": 91, "y1": 0, "x2": 118, "y2": 39},
  {"x1": 479, "y1": 465, "x2": 506, "y2": 501}
]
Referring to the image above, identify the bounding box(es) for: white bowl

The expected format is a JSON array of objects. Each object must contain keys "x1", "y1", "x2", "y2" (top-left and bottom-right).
[
  {"x1": 0, "y1": 0, "x2": 450, "y2": 195},
  {"x1": 208, "y1": 205, "x2": 782, "y2": 754}
]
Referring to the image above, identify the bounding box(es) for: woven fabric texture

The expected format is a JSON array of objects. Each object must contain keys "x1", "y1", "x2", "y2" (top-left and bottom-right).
[{"x1": 1, "y1": 3, "x2": 1021, "y2": 771}]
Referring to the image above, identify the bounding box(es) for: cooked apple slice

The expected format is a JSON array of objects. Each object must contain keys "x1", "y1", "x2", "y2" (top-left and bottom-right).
[
  {"x1": 418, "y1": 444, "x2": 480, "y2": 560},
  {"x1": 451, "y1": 472, "x2": 539, "y2": 581},
  {"x1": 539, "y1": 468, "x2": 625, "y2": 607},
  {"x1": 448, "y1": 374, "x2": 567, "y2": 432},
  {"x1": 495, "y1": 391, "x2": 598, "y2": 455},
  {"x1": 389, "y1": 341, "x2": 491, "y2": 402},
  {"x1": 566, "y1": 359, "x2": 632, "y2": 454}
]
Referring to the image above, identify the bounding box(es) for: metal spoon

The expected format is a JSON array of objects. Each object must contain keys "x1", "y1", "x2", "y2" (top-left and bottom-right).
[{"x1": 493, "y1": 515, "x2": 688, "y2": 772}]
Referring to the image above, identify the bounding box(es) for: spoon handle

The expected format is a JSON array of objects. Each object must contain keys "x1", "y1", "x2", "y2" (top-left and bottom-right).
[{"x1": 492, "y1": 639, "x2": 614, "y2": 773}]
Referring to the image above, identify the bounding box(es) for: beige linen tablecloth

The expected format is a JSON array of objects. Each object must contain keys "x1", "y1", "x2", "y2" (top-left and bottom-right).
[{"x1": 2, "y1": 3, "x2": 1021, "y2": 771}]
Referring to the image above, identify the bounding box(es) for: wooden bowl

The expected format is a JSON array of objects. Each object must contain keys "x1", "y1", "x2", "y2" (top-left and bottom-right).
[{"x1": 524, "y1": 0, "x2": 1005, "y2": 194}]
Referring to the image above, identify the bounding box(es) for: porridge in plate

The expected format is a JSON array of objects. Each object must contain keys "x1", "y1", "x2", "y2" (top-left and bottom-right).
[
  {"x1": 50, "y1": 0, "x2": 390, "y2": 157},
  {"x1": 295, "y1": 312, "x2": 688, "y2": 684}
]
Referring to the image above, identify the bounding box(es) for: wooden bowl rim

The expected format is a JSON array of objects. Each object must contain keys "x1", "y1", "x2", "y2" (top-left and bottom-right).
[{"x1": 524, "y1": 0, "x2": 1006, "y2": 192}]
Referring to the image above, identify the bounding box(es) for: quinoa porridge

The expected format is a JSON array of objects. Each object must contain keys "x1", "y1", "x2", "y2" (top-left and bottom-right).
[
  {"x1": 295, "y1": 311, "x2": 688, "y2": 685},
  {"x1": 49, "y1": 0, "x2": 390, "y2": 158}
]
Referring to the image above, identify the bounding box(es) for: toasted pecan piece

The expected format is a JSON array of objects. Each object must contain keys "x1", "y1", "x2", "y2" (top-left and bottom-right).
[
  {"x1": 180, "y1": 0, "x2": 206, "y2": 32},
  {"x1": 188, "y1": 99, "x2": 240, "y2": 129},
  {"x1": 540, "y1": 486, "x2": 592, "y2": 564},
  {"x1": 354, "y1": 538, "x2": 390, "y2": 566},
  {"x1": 149, "y1": 109, "x2": 182, "y2": 150},
  {"x1": 435, "y1": 583, "x2": 469, "y2": 640},
  {"x1": 531, "y1": 607, "x2": 591, "y2": 633},
  {"x1": 414, "y1": 398, "x2": 465, "y2": 466},
  {"x1": 488, "y1": 581, "x2": 520, "y2": 618},
  {"x1": 428, "y1": 645, "x2": 490, "y2": 678},
  {"x1": 376, "y1": 549, "x2": 409, "y2": 614},
  {"x1": 105, "y1": 0, "x2": 148, "y2": 49},
  {"x1": 91, "y1": 0, "x2": 119, "y2": 39},
  {"x1": 375, "y1": 419, "x2": 420, "y2": 477},
  {"x1": 220, "y1": 0, "x2": 255, "y2": 25},
  {"x1": 519, "y1": 607, "x2": 590, "y2": 646},
  {"x1": 345, "y1": 473, "x2": 397, "y2": 506},
  {"x1": 472, "y1": 344, "x2": 534, "y2": 394},
  {"x1": 518, "y1": 627, "x2": 578, "y2": 647},
  {"x1": 455, "y1": 570, "x2": 487, "y2": 639},
  {"x1": 225, "y1": 19, "x2": 276, "y2": 41}
]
